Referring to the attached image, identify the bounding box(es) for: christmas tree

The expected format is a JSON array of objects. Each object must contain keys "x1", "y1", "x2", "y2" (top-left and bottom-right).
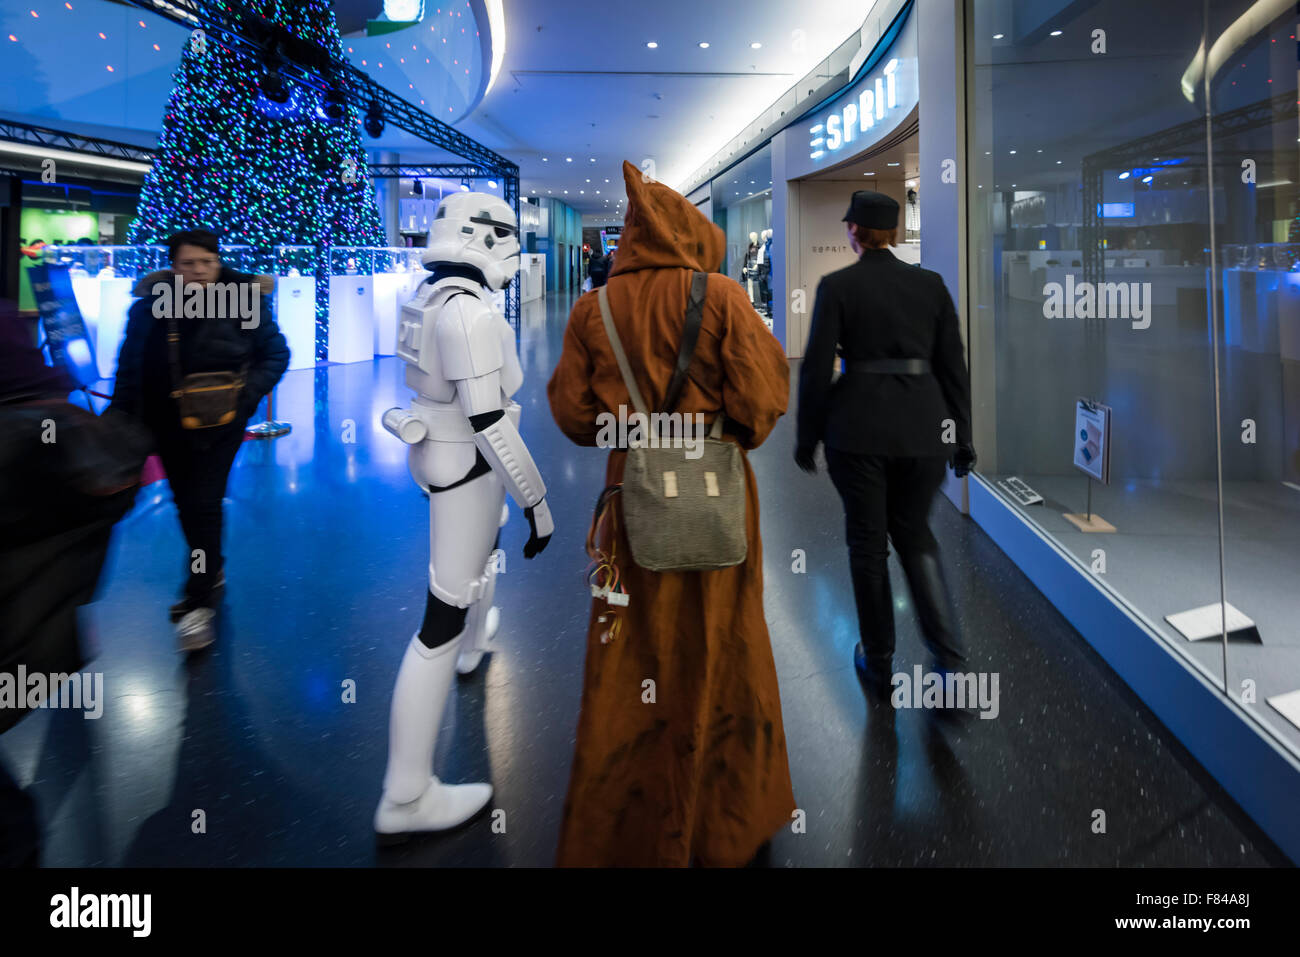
[{"x1": 128, "y1": 0, "x2": 384, "y2": 360}]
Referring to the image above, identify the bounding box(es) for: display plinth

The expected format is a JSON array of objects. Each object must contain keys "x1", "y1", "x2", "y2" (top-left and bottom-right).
[
  {"x1": 373, "y1": 271, "x2": 418, "y2": 356},
  {"x1": 95, "y1": 278, "x2": 134, "y2": 380},
  {"x1": 327, "y1": 274, "x2": 375, "y2": 364},
  {"x1": 276, "y1": 276, "x2": 317, "y2": 370},
  {"x1": 1062, "y1": 512, "x2": 1116, "y2": 532}
]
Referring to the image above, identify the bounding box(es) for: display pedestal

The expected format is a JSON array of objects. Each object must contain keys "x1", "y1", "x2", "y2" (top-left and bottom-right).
[
  {"x1": 276, "y1": 276, "x2": 317, "y2": 370},
  {"x1": 95, "y1": 277, "x2": 133, "y2": 379},
  {"x1": 327, "y1": 274, "x2": 375, "y2": 364},
  {"x1": 373, "y1": 272, "x2": 416, "y2": 356},
  {"x1": 71, "y1": 273, "x2": 100, "y2": 322},
  {"x1": 1063, "y1": 512, "x2": 1115, "y2": 532}
]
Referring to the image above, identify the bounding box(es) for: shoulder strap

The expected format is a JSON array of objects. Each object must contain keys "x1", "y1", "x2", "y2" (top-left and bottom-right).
[
  {"x1": 165, "y1": 314, "x2": 184, "y2": 397},
  {"x1": 597, "y1": 284, "x2": 649, "y2": 417},
  {"x1": 662, "y1": 270, "x2": 707, "y2": 414}
]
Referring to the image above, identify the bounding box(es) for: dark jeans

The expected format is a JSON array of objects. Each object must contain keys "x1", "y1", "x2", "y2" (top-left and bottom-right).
[
  {"x1": 154, "y1": 419, "x2": 246, "y2": 607},
  {"x1": 825, "y1": 450, "x2": 966, "y2": 675}
]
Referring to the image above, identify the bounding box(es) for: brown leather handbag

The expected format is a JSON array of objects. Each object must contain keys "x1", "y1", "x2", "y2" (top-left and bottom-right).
[{"x1": 166, "y1": 316, "x2": 246, "y2": 429}]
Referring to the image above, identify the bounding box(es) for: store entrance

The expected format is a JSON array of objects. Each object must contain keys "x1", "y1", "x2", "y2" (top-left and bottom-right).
[{"x1": 785, "y1": 126, "x2": 919, "y2": 356}]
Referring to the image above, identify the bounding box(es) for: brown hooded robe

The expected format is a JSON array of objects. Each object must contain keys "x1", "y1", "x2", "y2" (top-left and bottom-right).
[{"x1": 548, "y1": 161, "x2": 794, "y2": 866}]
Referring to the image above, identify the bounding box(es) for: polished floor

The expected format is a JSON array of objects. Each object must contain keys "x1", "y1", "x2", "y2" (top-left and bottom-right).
[{"x1": 1, "y1": 290, "x2": 1288, "y2": 866}]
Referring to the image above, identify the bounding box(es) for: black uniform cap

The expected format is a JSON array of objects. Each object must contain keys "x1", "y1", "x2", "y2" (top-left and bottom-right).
[{"x1": 842, "y1": 190, "x2": 900, "y2": 229}]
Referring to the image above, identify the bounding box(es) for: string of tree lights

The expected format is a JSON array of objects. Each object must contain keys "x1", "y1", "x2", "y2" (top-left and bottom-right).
[{"x1": 127, "y1": 0, "x2": 384, "y2": 360}]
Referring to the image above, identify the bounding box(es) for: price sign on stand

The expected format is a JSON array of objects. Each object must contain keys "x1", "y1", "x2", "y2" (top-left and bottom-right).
[{"x1": 1064, "y1": 398, "x2": 1115, "y2": 532}]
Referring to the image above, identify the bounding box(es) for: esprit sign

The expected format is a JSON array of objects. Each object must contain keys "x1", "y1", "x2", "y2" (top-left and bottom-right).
[{"x1": 809, "y1": 58, "x2": 902, "y2": 160}]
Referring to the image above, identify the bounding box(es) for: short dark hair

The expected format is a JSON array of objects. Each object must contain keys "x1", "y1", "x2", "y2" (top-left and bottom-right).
[{"x1": 167, "y1": 229, "x2": 221, "y2": 262}]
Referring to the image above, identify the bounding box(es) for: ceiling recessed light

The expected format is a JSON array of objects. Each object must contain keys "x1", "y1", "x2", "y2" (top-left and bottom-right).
[
  {"x1": 1009, "y1": 150, "x2": 1016, "y2": 154},
  {"x1": 1050, "y1": 30, "x2": 1063, "y2": 37},
  {"x1": 542, "y1": 157, "x2": 548, "y2": 161},
  {"x1": 698, "y1": 41, "x2": 709, "y2": 49},
  {"x1": 566, "y1": 157, "x2": 572, "y2": 162},
  {"x1": 646, "y1": 41, "x2": 658, "y2": 49},
  {"x1": 751, "y1": 41, "x2": 761, "y2": 49},
  {"x1": 993, "y1": 33, "x2": 1005, "y2": 40},
  {"x1": 1056, "y1": 160, "x2": 1062, "y2": 164}
]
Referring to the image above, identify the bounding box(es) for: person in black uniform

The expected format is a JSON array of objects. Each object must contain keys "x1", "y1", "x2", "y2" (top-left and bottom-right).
[{"x1": 795, "y1": 191, "x2": 976, "y2": 697}]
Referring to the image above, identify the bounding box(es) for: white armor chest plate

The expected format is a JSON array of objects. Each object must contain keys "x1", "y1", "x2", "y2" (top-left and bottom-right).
[{"x1": 396, "y1": 276, "x2": 521, "y2": 403}]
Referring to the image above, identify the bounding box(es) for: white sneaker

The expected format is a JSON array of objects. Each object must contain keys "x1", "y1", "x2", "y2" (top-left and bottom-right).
[
  {"x1": 374, "y1": 775, "x2": 493, "y2": 842},
  {"x1": 456, "y1": 605, "x2": 499, "y2": 675},
  {"x1": 176, "y1": 607, "x2": 216, "y2": 652}
]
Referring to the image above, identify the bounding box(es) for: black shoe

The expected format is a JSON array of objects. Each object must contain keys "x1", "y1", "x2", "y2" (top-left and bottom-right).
[
  {"x1": 853, "y1": 643, "x2": 893, "y2": 700},
  {"x1": 169, "y1": 571, "x2": 225, "y2": 622}
]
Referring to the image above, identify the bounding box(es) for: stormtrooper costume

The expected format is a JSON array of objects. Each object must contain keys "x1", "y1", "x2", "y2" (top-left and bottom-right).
[{"x1": 375, "y1": 192, "x2": 554, "y2": 838}]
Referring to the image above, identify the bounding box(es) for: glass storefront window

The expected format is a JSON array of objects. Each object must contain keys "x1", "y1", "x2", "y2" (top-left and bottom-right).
[
  {"x1": 967, "y1": 0, "x2": 1300, "y2": 760},
  {"x1": 711, "y1": 144, "x2": 774, "y2": 327}
]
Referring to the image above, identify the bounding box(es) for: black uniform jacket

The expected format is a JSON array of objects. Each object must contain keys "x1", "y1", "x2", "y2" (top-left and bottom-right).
[{"x1": 796, "y1": 248, "x2": 971, "y2": 458}]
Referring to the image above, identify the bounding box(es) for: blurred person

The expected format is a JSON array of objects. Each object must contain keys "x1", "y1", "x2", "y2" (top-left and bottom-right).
[
  {"x1": 548, "y1": 160, "x2": 793, "y2": 866},
  {"x1": 795, "y1": 191, "x2": 975, "y2": 700},
  {"x1": 0, "y1": 313, "x2": 144, "y2": 865},
  {"x1": 108, "y1": 229, "x2": 289, "y2": 652},
  {"x1": 581, "y1": 250, "x2": 611, "y2": 293}
]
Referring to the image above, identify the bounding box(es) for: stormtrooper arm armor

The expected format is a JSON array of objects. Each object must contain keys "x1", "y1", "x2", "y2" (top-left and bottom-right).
[{"x1": 437, "y1": 294, "x2": 555, "y2": 557}]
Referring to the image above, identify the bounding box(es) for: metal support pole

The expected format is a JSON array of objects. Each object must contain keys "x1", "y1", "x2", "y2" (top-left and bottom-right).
[{"x1": 246, "y1": 386, "x2": 291, "y2": 438}]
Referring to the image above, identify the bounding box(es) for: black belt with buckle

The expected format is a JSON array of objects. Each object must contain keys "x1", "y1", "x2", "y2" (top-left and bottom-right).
[{"x1": 847, "y1": 358, "x2": 932, "y2": 375}]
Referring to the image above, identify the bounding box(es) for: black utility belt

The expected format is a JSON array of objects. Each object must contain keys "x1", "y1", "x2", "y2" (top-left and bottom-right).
[{"x1": 846, "y1": 358, "x2": 932, "y2": 375}]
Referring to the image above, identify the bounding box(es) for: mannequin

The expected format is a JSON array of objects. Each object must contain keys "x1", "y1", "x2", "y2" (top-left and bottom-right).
[
  {"x1": 375, "y1": 191, "x2": 554, "y2": 839},
  {"x1": 757, "y1": 229, "x2": 773, "y2": 316},
  {"x1": 744, "y1": 230, "x2": 759, "y2": 301}
]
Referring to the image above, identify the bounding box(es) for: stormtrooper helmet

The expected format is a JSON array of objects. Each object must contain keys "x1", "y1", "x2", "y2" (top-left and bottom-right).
[{"x1": 422, "y1": 191, "x2": 521, "y2": 290}]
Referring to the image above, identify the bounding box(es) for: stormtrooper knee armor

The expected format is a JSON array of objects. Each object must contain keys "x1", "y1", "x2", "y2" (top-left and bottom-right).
[{"x1": 375, "y1": 192, "x2": 554, "y2": 839}]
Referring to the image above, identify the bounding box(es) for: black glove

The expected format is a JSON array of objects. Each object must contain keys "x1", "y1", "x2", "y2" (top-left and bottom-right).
[
  {"x1": 951, "y1": 444, "x2": 977, "y2": 478},
  {"x1": 794, "y1": 444, "x2": 818, "y2": 474},
  {"x1": 523, "y1": 499, "x2": 554, "y2": 559}
]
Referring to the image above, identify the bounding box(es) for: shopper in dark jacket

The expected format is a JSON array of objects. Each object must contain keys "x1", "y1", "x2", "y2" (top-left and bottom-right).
[
  {"x1": 1, "y1": 313, "x2": 143, "y2": 865},
  {"x1": 795, "y1": 191, "x2": 975, "y2": 699},
  {"x1": 109, "y1": 229, "x2": 289, "y2": 651}
]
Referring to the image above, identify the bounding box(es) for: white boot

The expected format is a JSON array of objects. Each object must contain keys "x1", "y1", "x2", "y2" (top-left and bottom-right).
[
  {"x1": 375, "y1": 632, "x2": 493, "y2": 840},
  {"x1": 457, "y1": 560, "x2": 499, "y2": 676}
]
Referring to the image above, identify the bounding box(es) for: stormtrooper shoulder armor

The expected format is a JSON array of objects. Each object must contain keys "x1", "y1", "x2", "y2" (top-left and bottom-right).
[{"x1": 435, "y1": 288, "x2": 504, "y2": 382}]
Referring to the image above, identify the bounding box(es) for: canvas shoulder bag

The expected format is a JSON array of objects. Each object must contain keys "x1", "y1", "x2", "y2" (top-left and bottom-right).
[
  {"x1": 166, "y1": 315, "x2": 246, "y2": 429},
  {"x1": 596, "y1": 272, "x2": 748, "y2": 571}
]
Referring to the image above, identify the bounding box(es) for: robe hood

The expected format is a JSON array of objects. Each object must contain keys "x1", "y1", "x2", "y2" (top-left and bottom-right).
[{"x1": 609, "y1": 159, "x2": 725, "y2": 277}]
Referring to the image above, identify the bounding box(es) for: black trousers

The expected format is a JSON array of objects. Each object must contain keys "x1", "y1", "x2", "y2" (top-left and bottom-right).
[
  {"x1": 153, "y1": 419, "x2": 247, "y2": 607},
  {"x1": 825, "y1": 450, "x2": 966, "y2": 674}
]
